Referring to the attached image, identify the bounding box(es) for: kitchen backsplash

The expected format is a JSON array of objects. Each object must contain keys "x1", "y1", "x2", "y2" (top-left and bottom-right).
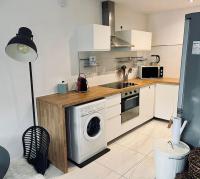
[
  {"x1": 65, "y1": 51, "x2": 154, "y2": 91},
  {"x1": 79, "y1": 51, "x2": 151, "y2": 79}
]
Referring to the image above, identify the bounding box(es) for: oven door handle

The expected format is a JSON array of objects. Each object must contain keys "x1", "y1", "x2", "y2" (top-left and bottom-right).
[{"x1": 124, "y1": 95, "x2": 139, "y2": 101}]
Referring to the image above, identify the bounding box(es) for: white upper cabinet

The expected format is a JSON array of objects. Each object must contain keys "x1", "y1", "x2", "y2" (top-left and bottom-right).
[
  {"x1": 77, "y1": 24, "x2": 111, "y2": 51},
  {"x1": 115, "y1": 30, "x2": 152, "y2": 51}
]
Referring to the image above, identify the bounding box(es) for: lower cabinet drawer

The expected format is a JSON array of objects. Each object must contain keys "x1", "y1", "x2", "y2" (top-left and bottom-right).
[
  {"x1": 105, "y1": 94, "x2": 121, "y2": 108},
  {"x1": 105, "y1": 104, "x2": 121, "y2": 119},
  {"x1": 105, "y1": 115, "x2": 121, "y2": 142}
]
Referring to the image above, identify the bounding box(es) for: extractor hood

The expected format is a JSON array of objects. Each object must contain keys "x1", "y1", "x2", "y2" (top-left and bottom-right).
[{"x1": 102, "y1": 1, "x2": 134, "y2": 48}]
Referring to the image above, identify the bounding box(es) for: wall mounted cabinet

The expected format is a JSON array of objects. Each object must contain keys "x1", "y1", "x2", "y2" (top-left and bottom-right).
[
  {"x1": 77, "y1": 24, "x2": 111, "y2": 51},
  {"x1": 116, "y1": 30, "x2": 152, "y2": 51}
]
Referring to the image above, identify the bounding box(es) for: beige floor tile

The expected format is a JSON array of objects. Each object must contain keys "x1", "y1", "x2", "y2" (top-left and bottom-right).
[
  {"x1": 96, "y1": 144, "x2": 144, "y2": 175},
  {"x1": 124, "y1": 157, "x2": 155, "y2": 179},
  {"x1": 67, "y1": 161, "x2": 79, "y2": 172},
  {"x1": 54, "y1": 162, "x2": 121, "y2": 179},
  {"x1": 127, "y1": 135, "x2": 155, "y2": 155},
  {"x1": 116, "y1": 131, "x2": 143, "y2": 147},
  {"x1": 137, "y1": 120, "x2": 171, "y2": 140}
]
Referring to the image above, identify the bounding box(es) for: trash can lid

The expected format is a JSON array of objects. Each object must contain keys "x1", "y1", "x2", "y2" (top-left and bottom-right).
[{"x1": 154, "y1": 139, "x2": 190, "y2": 158}]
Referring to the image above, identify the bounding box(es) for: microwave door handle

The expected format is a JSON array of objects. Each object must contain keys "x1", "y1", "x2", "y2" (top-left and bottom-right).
[{"x1": 125, "y1": 95, "x2": 139, "y2": 101}]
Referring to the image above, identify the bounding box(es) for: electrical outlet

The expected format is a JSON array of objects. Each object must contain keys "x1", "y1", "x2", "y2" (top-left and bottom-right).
[{"x1": 58, "y1": 0, "x2": 66, "y2": 7}]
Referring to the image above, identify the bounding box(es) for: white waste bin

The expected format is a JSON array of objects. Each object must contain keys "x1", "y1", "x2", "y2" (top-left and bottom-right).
[{"x1": 154, "y1": 139, "x2": 190, "y2": 179}]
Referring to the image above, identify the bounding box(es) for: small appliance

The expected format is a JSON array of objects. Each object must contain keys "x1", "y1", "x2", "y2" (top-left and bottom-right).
[
  {"x1": 121, "y1": 89, "x2": 140, "y2": 123},
  {"x1": 77, "y1": 73, "x2": 88, "y2": 92},
  {"x1": 138, "y1": 66, "x2": 164, "y2": 79},
  {"x1": 57, "y1": 81, "x2": 68, "y2": 94},
  {"x1": 67, "y1": 99, "x2": 107, "y2": 166}
]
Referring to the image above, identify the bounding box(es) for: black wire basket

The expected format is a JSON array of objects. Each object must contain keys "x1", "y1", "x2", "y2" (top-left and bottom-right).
[{"x1": 22, "y1": 126, "x2": 50, "y2": 175}]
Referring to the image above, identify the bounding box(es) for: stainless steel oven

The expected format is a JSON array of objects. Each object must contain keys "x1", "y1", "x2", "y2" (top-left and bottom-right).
[{"x1": 121, "y1": 89, "x2": 140, "y2": 123}]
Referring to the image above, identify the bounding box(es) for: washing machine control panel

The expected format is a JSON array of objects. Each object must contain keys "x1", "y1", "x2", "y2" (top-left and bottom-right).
[{"x1": 81, "y1": 103, "x2": 104, "y2": 116}]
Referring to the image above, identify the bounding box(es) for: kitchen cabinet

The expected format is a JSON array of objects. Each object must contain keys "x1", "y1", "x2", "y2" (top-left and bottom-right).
[
  {"x1": 105, "y1": 94, "x2": 121, "y2": 142},
  {"x1": 140, "y1": 85, "x2": 155, "y2": 122},
  {"x1": 115, "y1": 30, "x2": 152, "y2": 51},
  {"x1": 77, "y1": 24, "x2": 111, "y2": 51},
  {"x1": 154, "y1": 84, "x2": 179, "y2": 120},
  {"x1": 120, "y1": 85, "x2": 155, "y2": 135}
]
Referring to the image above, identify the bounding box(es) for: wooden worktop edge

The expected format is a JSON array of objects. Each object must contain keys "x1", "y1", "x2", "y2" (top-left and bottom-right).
[{"x1": 37, "y1": 78, "x2": 179, "y2": 108}]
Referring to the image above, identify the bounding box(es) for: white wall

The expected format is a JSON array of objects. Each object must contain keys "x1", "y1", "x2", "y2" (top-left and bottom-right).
[
  {"x1": 115, "y1": 3, "x2": 148, "y2": 31},
  {"x1": 0, "y1": 0, "x2": 148, "y2": 160},
  {"x1": 0, "y1": 0, "x2": 101, "y2": 159},
  {"x1": 148, "y1": 6, "x2": 200, "y2": 78}
]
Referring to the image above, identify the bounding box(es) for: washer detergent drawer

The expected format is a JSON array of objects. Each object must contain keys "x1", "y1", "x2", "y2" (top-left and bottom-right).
[{"x1": 105, "y1": 104, "x2": 121, "y2": 119}]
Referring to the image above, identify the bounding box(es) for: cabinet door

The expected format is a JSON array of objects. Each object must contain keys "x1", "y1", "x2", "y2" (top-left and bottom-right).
[
  {"x1": 140, "y1": 85, "x2": 155, "y2": 123},
  {"x1": 78, "y1": 24, "x2": 111, "y2": 51},
  {"x1": 105, "y1": 94, "x2": 121, "y2": 142},
  {"x1": 115, "y1": 30, "x2": 152, "y2": 51},
  {"x1": 154, "y1": 84, "x2": 179, "y2": 120},
  {"x1": 131, "y1": 30, "x2": 152, "y2": 51},
  {"x1": 105, "y1": 116, "x2": 121, "y2": 142}
]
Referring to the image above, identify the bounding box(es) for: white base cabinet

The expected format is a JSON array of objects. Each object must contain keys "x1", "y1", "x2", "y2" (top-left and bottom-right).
[
  {"x1": 154, "y1": 84, "x2": 179, "y2": 120},
  {"x1": 140, "y1": 85, "x2": 155, "y2": 123},
  {"x1": 120, "y1": 85, "x2": 155, "y2": 135},
  {"x1": 105, "y1": 94, "x2": 121, "y2": 142},
  {"x1": 104, "y1": 83, "x2": 179, "y2": 142}
]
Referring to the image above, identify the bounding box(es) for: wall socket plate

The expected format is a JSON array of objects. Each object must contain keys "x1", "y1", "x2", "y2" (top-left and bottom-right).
[{"x1": 58, "y1": 0, "x2": 66, "y2": 7}]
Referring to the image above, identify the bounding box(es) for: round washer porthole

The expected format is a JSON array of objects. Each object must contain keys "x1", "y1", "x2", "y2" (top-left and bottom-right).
[
  {"x1": 87, "y1": 117, "x2": 100, "y2": 137},
  {"x1": 84, "y1": 113, "x2": 104, "y2": 141}
]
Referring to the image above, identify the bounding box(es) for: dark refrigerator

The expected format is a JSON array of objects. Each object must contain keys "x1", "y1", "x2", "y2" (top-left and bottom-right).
[{"x1": 178, "y1": 12, "x2": 200, "y2": 147}]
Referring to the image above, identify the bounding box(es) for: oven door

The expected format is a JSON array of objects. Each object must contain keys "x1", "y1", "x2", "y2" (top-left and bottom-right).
[{"x1": 121, "y1": 94, "x2": 139, "y2": 123}]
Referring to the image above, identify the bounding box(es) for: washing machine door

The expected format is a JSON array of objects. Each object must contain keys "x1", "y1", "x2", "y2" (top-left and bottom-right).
[{"x1": 84, "y1": 113, "x2": 104, "y2": 141}]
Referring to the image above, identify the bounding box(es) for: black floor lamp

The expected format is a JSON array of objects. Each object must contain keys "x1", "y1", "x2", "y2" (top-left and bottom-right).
[{"x1": 5, "y1": 27, "x2": 38, "y2": 126}]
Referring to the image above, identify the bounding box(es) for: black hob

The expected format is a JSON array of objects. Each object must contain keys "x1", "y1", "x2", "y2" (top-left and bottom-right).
[{"x1": 101, "y1": 82, "x2": 137, "y2": 89}]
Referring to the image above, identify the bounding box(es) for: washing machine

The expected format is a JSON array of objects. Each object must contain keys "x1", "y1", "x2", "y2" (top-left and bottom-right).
[{"x1": 68, "y1": 99, "x2": 107, "y2": 164}]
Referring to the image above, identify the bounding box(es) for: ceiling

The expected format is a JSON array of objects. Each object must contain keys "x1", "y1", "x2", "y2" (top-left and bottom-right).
[{"x1": 110, "y1": 0, "x2": 200, "y2": 14}]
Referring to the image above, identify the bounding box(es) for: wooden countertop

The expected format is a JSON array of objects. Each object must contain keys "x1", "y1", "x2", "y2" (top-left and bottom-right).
[{"x1": 37, "y1": 77, "x2": 179, "y2": 108}]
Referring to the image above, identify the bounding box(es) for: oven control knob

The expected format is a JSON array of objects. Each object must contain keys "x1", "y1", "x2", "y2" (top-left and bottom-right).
[
  {"x1": 130, "y1": 91, "x2": 132, "y2": 94},
  {"x1": 134, "y1": 90, "x2": 137, "y2": 93},
  {"x1": 125, "y1": 93, "x2": 128, "y2": 95}
]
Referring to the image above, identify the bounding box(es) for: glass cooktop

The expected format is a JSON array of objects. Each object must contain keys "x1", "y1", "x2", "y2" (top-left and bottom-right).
[{"x1": 101, "y1": 82, "x2": 137, "y2": 89}]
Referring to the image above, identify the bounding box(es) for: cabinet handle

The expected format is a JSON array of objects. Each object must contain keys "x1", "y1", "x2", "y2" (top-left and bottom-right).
[{"x1": 125, "y1": 96, "x2": 139, "y2": 101}]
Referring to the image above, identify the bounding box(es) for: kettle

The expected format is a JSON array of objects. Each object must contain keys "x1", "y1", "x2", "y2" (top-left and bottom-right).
[{"x1": 77, "y1": 73, "x2": 88, "y2": 92}]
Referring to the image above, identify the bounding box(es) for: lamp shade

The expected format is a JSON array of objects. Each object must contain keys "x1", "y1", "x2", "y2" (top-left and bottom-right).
[{"x1": 5, "y1": 27, "x2": 38, "y2": 62}]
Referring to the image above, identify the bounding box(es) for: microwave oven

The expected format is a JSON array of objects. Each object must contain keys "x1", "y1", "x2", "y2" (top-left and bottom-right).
[{"x1": 138, "y1": 66, "x2": 164, "y2": 79}]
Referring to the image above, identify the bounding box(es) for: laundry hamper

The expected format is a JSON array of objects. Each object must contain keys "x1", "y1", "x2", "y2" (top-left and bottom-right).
[
  {"x1": 188, "y1": 148, "x2": 200, "y2": 179},
  {"x1": 22, "y1": 126, "x2": 50, "y2": 175},
  {"x1": 175, "y1": 172, "x2": 191, "y2": 179}
]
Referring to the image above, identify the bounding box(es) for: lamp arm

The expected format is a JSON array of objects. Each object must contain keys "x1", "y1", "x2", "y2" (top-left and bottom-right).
[{"x1": 29, "y1": 62, "x2": 36, "y2": 126}]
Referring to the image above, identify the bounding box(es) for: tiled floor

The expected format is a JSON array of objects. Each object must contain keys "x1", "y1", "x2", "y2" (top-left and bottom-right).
[{"x1": 55, "y1": 119, "x2": 171, "y2": 179}]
